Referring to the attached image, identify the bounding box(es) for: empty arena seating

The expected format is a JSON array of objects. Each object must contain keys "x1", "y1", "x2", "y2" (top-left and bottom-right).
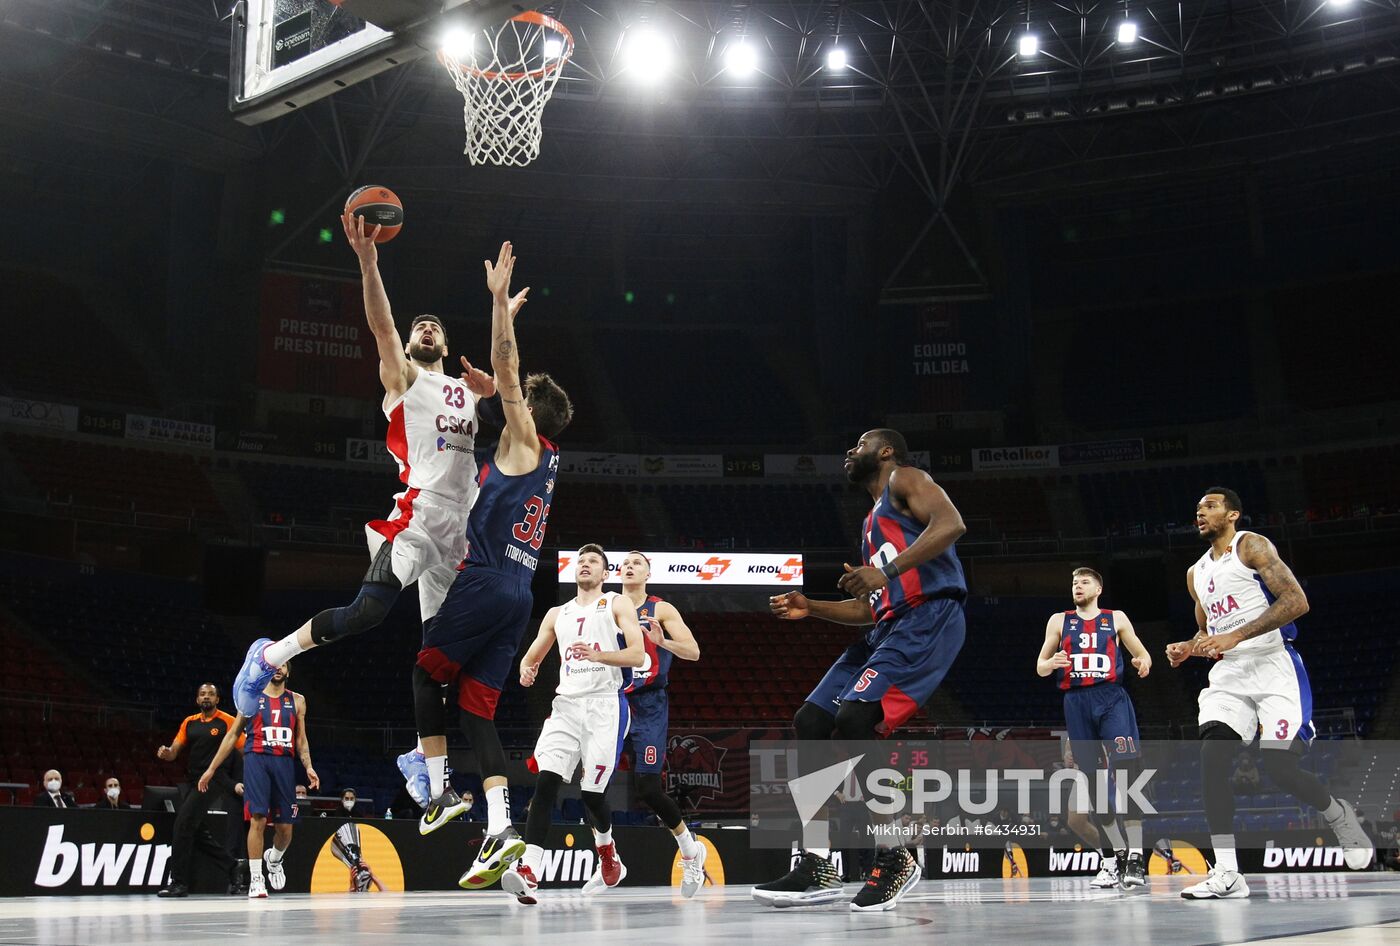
[
  {"x1": 5, "y1": 433, "x2": 227, "y2": 523},
  {"x1": 238, "y1": 460, "x2": 394, "y2": 525},
  {"x1": 1077, "y1": 460, "x2": 1269, "y2": 535},
  {"x1": 1301, "y1": 445, "x2": 1400, "y2": 518},
  {"x1": 656, "y1": 482, "x2": 850, "y2": 549}
]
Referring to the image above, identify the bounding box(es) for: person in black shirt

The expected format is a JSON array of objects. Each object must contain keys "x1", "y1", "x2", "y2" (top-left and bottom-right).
[
  {"x1": 33, "y1": 770, "x2": 76, "y2": 808},
  {"x1": 155, "y1": 683, "x2": 244, "y2": 897},
  {"x1": 98, "y1": 777, "x2": 126, "y2": 810}
]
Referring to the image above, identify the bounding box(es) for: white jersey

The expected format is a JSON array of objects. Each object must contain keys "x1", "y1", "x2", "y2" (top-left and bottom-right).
[
  {"x1": 555, "y1": 592, "x2": 629, "y2": 698},
  {"x1": 382, "y1": 368, "x2": 479, "y2": 506},
  {"x1": 1191, "y1": 530, "x2": 1298, "y2": 658}
]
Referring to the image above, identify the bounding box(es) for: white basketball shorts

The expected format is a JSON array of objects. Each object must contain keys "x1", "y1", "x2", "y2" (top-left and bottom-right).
[
  {"x1": 365, "y1": 488, "x2": 469, "y2": 622},
  {"x1": 1198, "y1": 645, "x2": 1314, "y2": 745},
  {"x1": 533, "y1": 692, "x2": 631, "y2": 789}
]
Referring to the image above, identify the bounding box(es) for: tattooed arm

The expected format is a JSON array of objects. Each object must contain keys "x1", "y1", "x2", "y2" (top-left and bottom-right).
[
  {"x1": 482, "y1": 240, "x2": 542, "y2": 475},
  {"x1": 1198, "y1": 534, "x2": 1309, "y2": 658}
]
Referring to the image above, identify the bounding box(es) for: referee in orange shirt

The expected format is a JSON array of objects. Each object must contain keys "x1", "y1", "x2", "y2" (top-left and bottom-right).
[{"x1": 155, "y1": 683, "x2": 244, "y2": 896}]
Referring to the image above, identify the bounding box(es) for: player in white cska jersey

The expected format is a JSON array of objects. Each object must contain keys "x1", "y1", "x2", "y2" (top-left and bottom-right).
[
  {"x1": 1167, "y1": 487, "x2": 1373, "y2": 901},
  {"x1": 501, "y1": 545, "x2": 646, "y2": 905},
  {"x1": 228, "y1": 211, "x2": 500, "y2": 719}
]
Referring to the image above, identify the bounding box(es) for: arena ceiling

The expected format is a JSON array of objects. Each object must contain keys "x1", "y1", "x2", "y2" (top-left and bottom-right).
[{"x1": 3, "y1": 0, "x2": 1399, "y2": 294}]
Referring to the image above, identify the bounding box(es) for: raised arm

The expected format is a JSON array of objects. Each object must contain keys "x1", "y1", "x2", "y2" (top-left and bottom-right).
[
  {"x1": 1199, "y1": 534, "x2": 1309, "y2": 658},
  {"x1": 157, "y1": 719, "x2": 189, "y2": 762},
  {"x1": 294, "y1": 693, "x2": 319, "y2": 790},
  {"x1": 342, "y1": 210, "x2": 413, "y2": 398},
  {"x1": 483, "y1": 241, "x2": 540, "y2": 472},
  {"x1": 1114, "y1": 611, "x2": 1152, "y2": 677},
  {"x1": 837, "y1": 468, "x2": 966, "y2": 597},
  {"x1": 770, "y1": 591, "x2": 877, "y2": 627},
  {"x1": 1036, "y1": 615, "x2": 1070, "y2": 677},
  {"x1": 197, "y1": 714, "x2": 248, "y2": 792},
  {"x1": 519, "y1": 607, "x2": 560, "y2": 687},
  {"x1": 647, "y1": 601, "x2": 700, "y2": 661}
]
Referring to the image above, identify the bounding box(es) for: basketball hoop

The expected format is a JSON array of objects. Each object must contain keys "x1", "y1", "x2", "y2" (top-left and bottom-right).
[{"x1": 437, "y1": 11, "x2": 574, "y2": 167}]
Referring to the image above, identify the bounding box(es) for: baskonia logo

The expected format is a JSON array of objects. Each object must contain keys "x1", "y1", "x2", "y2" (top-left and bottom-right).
[
  {"x1": 34, "y1": 824, "x2": 170, "y2": 888},
  {"x1": 665, "y1": 735, "x2": 727, "y2": 808}
]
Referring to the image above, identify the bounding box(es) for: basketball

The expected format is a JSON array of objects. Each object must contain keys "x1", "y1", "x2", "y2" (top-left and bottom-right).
[{"x1": 344, "y1": 186, "x2": 403, "y2": 243}]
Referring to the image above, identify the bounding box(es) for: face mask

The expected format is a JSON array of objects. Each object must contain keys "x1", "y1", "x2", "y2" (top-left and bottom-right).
[
  {"x1": 107, "y1": 788, "x2": 120, "y2": 801},
  {"x1": 46, "y1": 780, "x2": 60, "y2": 793},
  {"x1": 342, "y1": 799, "x2": 355, "y2": 810}
]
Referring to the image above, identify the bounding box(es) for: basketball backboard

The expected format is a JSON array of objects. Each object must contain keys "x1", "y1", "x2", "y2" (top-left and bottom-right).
[{"x1": 229, "y1": 0, "x2": 518, "y2": 125}]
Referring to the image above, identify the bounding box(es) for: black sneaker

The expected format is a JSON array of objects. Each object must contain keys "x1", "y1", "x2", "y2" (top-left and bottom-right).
[
  {"x1": 419, "y1": 788, "x2": 468, "y2": 836},
  {"x1": 1120, "y1": 852, "x2": 1146, "y2": 888},
  {"x1": 850, "y1": 848, "x2": 921, "y2": 912},
  {"x1": 157, "y1": 882, "x2": 189, "y2": 898},
  {"x1": 752, "y1": 851, "x2": 844, "y2": 907}
]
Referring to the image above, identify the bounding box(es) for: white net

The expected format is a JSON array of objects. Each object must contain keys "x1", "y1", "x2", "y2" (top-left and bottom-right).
[{"x1": 438, "y1": 13, "x2": 573, "y2": 168}]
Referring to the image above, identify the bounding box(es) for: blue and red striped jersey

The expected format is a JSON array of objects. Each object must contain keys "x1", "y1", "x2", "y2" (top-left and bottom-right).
[
  {"x1": 626, "y1": 595, "x2": 674, "y2": 692},
  {"x1": 861, "y1": 482, "x2": 967, "y2": 623},
  {"x1": 1056, "y1": 611, "x2": 1123, "y2": 690},
  {"x1": 463, "y1": 437, "x2": 560, "y2": 583},
  {"x1": 245, "y1": 691, "x2": 298, "y2": 756}
]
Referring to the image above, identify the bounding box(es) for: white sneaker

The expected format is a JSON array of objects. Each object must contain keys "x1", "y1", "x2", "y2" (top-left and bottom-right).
[
  {"x1": 681, "y1": 843, "x2": 707, "y2": 898},
  {"x1": 264, "y1": 849, "x2": 286, "y2": 891},
  {"x1": 1181, "y1": 866, "x2": 1249, "y2": 900},
  {"x1": 1090, "y1": 860, "x2": 1120, "y2": 888},
  {"x1": 248, "y1": 873, "x2": 268, "y2": 899},
  {"x1": 1326, "y1": 799, "x2": 1375, "y2": 870},
  {"x1": 582, "y1": 860, "x2": 628, "y2": 896}
]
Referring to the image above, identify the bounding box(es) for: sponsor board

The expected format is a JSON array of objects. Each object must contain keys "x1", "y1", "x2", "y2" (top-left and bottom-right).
[
  {"x1": 971, "y1": 444, "x2": 1059, "y2": 471},
  {"x1": 0, "y1": 809, "x2": 777, "y2": 895},
  {"x1": 346, "y1": 436, "x2": 394, "y2": 467},
  {"x1": 559, "y1": 453, "x2": 640, "y2": 477},
  {"x1": 763, "y1": 454, "x2": 847, "y2": 478},
  {"x1": 0, "y1": 396, "x2": 78, "y2": 432},
  {"x1": 557, "y1": 551, "x2": 802, "y2": 586},
  {"x1": 641, "y1": 454, "x2": 724, "y2": 477},
  {"x1": 1057, "y1": 438, "x2": 1145, "y2": 466},
  {"x1": 77, "y1": 408, "x2": 125, "y2": 438},
  {"x1": 125, "y1": 414, "x2": 215, "y2": 449}
]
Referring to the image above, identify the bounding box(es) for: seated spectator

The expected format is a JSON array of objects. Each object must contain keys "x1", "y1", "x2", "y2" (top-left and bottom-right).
[
  {"x1": 98, "y1": 777, "x2": 126, "y2": 810},
  {"x1": 295, "y1": 784, "x2": 309, "y2": 802},
  {"x1": 338, "y1": 788, "x2": 360, "y2": 818},
  {"x1": 33, "y1": 770, "x2": 76, "y2": 809},
  {"x1": 1231, "y1": 753, "x2": 1262, "y2": 794}
]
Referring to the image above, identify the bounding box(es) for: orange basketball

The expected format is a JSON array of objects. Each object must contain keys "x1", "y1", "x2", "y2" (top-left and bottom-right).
[{"x1": 345, "y1": 186, "x2": 403, "y2": 243}]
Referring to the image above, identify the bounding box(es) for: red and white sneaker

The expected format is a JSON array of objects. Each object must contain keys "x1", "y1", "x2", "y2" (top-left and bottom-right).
[
  {"x1": 597, "y1": 842, "x2": 625, "y2": 887},
  {"x1": 501, "y1": 864, "x2": 540, "y2": 905}
]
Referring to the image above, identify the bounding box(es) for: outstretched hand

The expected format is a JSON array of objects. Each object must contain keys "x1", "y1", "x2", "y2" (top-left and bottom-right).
[
  {"x1": 459, "y1": 357, "x2": 496, "y2": 398},
  {"x1": 770, "y1": 591, "x2": 810, "y2": 620},
  {"x1": 484, "y1": 241, "x2": 529, "y2": 318},
  {"x1": 341, "y1": 210, "x2": 381, "y2": 265}
]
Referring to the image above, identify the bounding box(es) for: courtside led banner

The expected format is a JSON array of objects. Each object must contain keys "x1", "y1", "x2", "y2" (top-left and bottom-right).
[{"x1": 557, "y1": 551, "x2": 803, "y2": 586}]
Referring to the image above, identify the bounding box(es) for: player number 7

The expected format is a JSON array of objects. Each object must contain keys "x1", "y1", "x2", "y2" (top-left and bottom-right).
[{"x1": 594, "y1": 765, "x2": 607, "y2": 785}]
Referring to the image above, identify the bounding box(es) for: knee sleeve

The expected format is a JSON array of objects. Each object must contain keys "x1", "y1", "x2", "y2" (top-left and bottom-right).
[
  {"x1": 460, "y1": 709, "x2": 507, "y2": 779},
  {"x1": 310, "y1": 580, "x2": 397, "y2": 645},
  {"x1": 1200, "y1": 726, "x2": 1240, "y2": 835},
  {"x1": 412, "y1": 665, "x2": 447, "y2": 739},
  {"x1": 1258, "y1": 745, "x2": 1333, "y2": 811},
  {"x1": 833, "y1": 700, "x2": 884, "y2": 741},
  {"x1": 581, "y1": 790, "x2": 612, "y2": 834},
  {"x1": 525, "y1": 771, "x2": 563, "y2": 847},
  {"x1": 637, "y1": 773, "x2": 684, "y2": 829},
  {"x1": 793, "y1": 701, "x2": 836, "y2": 740}
]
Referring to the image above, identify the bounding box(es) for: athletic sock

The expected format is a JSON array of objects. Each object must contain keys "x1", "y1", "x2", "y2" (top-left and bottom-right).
[
  {"x1": 427, "y1": 756, "x2": 448, "y2": 798},
  {"x1": 1210, "y1": 835, "x2": 1238, "y2": 872},
  {"x1": 1126, "y1": 820, "x2": 1144, "y2": 855},
  {"x1": 486, "y1": 786, "x2": 509, "y2": 835},
  {"x1": 250, "y1": 858, "x2": 263, "y2": 880},
  {"x1": 263, "y1": 633, "x2": 305, "y2": 667},
  {"x1": 266, "y1": 846, "x2": 283, "y2": 865},
  {"x1": 807, "y1": 847, "x2": 831, "y2": 859},
  {"x1": 1101, "y1": 818, "x2": 1127, "y2": 851},
  {"x1": 594, "y1": 828, "x2": 613, "y2": 849},
  {"x1": 1322, "y1": 798, "x2": 1345, "y2": 822},
  {"x1": 675, "y1": 827, "x2": 700, "y2": 859},
  {"x1": 522, "y1": 844, "x2": 543, "y2": 874}
]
